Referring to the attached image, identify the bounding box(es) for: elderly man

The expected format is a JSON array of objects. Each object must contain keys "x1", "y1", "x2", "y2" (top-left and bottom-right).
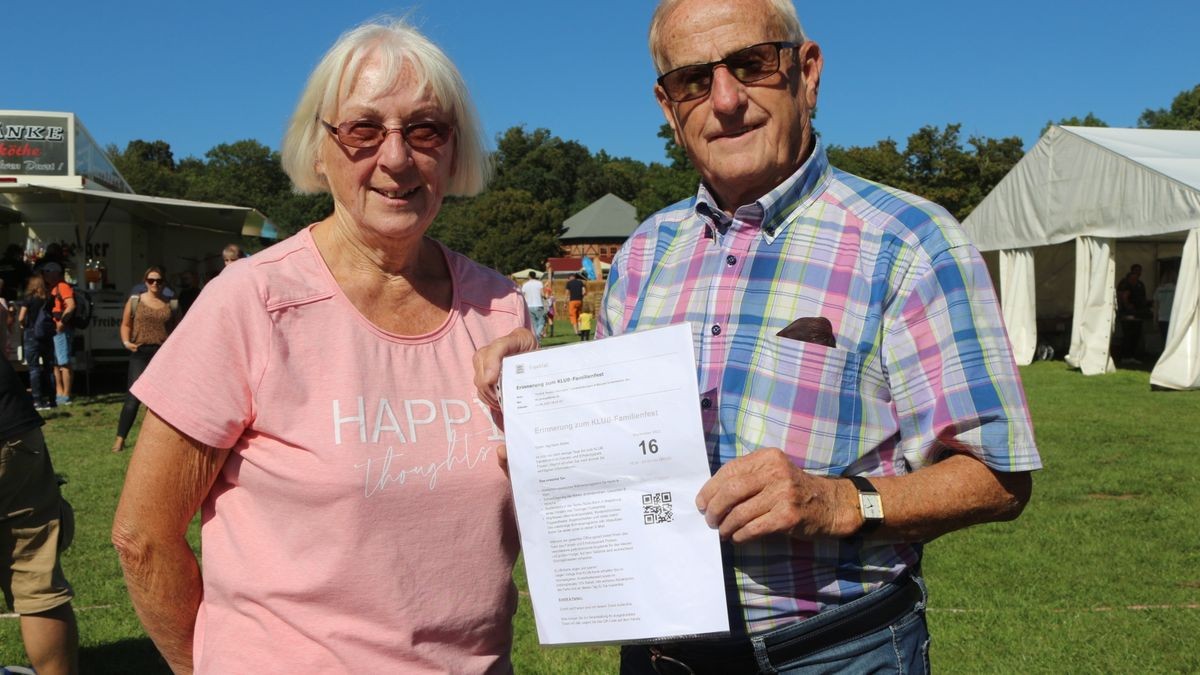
[{"x1": 477, "y1": 0, "x2": 1039, "y2": 671}]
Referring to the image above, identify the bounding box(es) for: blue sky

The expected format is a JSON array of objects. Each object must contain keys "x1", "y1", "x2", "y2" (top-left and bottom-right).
[{"x1": 9, "y1": 1, "x2": 1199, "y2": 166}]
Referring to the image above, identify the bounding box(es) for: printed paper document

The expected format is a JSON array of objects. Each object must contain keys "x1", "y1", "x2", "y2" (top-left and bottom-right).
[{"x1": 501, "y1": 322, "x2": 729, "y2": 645}]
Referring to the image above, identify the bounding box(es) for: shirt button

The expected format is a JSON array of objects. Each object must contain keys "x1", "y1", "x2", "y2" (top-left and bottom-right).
[
  {"x1": 725, "y1": 255, "x2": 737, "y2": 266},
  {"x1": 711, "y1": 325, "x2": 721, "y2": 335},
  {"x1": 700, "y1": 397, "x2": 712, "y2": 409}
]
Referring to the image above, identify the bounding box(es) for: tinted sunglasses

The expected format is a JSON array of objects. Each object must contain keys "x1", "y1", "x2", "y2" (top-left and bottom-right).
[
  {"x1": 320, "y1": 118, "x2": 453, "y2": 150},
  {"x1": 657, "y1": 41, "x2": 799, "y2": 103}
]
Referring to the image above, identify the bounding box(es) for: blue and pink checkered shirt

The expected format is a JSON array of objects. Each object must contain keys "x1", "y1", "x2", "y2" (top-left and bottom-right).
[{"x1": 599, "y1": 141, "x2": 1041, "y2": 635}]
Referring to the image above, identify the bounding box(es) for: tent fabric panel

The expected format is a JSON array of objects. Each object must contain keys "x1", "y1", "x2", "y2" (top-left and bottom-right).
[
  {"x1": 1150, "y1": 228, "x2": 1200, "y2": 390},
  {"x1": 961, "y1": 126, "x2": 1200, "y2": 252},
  {"x1": 1064, "y1": 236, "x2": 1116, "y2": 375},
  {"x1": 963, "y1": 135, "x2": 1053, "y2": 252},
  {"x1": 1046, "y1": 128, "x2": 1200, "y2": 243},
  {"x1": 1065, "y1": 126, "x2": 1200, "y2": 191},
  {"x1": 1000, "y1": 248, "x2": 1037, "y2": 366}
]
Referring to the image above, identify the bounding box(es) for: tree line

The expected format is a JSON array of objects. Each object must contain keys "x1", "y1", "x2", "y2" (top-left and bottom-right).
[{"x1": 108, "y1": 83, "x2": 1200, "y2": 274}]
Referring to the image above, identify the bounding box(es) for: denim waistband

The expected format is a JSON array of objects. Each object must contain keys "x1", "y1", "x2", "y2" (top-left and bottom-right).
[{"x1": 649, "y1": 574, "x2": 927, "y2": 674}]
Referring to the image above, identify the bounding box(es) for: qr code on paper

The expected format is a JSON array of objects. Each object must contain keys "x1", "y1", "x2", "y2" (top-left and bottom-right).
[{"x1": 642, "y1": 492, "x2": 673, "y2": 525}]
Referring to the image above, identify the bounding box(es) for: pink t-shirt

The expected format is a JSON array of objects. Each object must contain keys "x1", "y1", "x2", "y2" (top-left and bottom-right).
[{"x1": 133, "y1": 228, "x2": 526, "y2": 674}]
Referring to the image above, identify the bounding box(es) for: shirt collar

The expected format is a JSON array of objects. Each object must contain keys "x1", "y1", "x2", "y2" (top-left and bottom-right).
[{"x1": 694, "y1": 139, "x2": 831, "y2": 242}]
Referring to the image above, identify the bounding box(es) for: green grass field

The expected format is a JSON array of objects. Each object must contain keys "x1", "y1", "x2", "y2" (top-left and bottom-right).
[{"x1": 3, "y1": 331, "x2": 1198, "y2": 672}]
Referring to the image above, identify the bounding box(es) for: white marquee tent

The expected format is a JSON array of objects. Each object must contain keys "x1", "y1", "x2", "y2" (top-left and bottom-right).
[{"x1": 962, "y1": 125, "x2": 1200, "y2": 390}]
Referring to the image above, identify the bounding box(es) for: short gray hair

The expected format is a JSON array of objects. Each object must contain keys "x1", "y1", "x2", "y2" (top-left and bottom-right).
[
  {"x1": 281, "y1": 17, "x2": 490, "y2": 196},
  {"x1": 648, "y1": 0, "x2": 807, "y2": 74}
]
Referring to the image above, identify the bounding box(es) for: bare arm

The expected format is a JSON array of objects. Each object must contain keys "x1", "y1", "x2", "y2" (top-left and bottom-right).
[
  {"x1": 697, "y1": 449, "x2": 1031, "y2": 544},
  {"x1": 111, "y1": 411, "x2": 231, "y2": 674},
  {"x1": 119, "y1": 297, "x2": 136, "y2": 351},
  {"x1": 57, "y1": 296, "x2": 76, "y2": 331}
]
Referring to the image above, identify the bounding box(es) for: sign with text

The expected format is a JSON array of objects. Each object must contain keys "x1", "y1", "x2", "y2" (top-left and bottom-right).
[{"x1": 0, "y1": 113, "x2": 70, "y2": 176}]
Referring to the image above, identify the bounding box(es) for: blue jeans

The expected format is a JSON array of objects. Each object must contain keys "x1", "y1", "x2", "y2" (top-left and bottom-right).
[
  {"x1": 117, "y1": 344, "x2": 159, "y2": 438},
  {"x1": 52, "y1": 330, "x2": 73, "y2": 366},
  {"x1": 620, "y1": 576, "x2": 930, "y2": 674},
  {"x1": 23, "y1": 336, "x2": 55, "y2": 405},
  {"x1": 528, "y1": 306, "x2": 547, "y2": 338}
]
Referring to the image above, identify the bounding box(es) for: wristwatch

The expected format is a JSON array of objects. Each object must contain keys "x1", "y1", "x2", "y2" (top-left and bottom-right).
[{"x1": 848, "y1": 475, "x2": 884, "y2": 535}]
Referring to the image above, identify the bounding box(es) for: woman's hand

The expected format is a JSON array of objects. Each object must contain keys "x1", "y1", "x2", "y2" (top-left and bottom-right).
[{"x1": 124, "y1": 340, "x2": 139, "y2": 352}]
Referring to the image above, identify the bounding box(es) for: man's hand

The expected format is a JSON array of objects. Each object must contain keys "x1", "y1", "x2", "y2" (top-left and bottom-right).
[{"x1": 695, "y1": 448, "x2": 860, "y2": 543}]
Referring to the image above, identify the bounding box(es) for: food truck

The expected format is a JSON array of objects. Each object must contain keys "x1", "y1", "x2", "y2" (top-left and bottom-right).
[{"x1": 0, "y1": 109, "x2": 276, "y2": 371}]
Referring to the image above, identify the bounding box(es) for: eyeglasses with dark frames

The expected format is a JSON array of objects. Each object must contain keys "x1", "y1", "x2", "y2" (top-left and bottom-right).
[
  {"x1": 145, "y1": 277, "x2": 164, "y2": 285},
  {"x1": 657, "y1": 41, "x2": 799, "y2": 103},
  {"x1": 319, "y1": 118, "x2": 454, "y2": 150}
]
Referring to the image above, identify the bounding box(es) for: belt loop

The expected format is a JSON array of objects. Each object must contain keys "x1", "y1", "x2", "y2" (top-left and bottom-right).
[
  {"x1": 750, "y1": 634, "x2": 777, "y2": 674},
  {"x1": 912, "y1": 573, "x2": 929, "y2": 611}
]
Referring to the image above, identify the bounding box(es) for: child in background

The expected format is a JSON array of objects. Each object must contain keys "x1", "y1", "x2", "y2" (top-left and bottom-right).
[{"x1": 577, "y1": 304, "x2": 595, "y2": 341}]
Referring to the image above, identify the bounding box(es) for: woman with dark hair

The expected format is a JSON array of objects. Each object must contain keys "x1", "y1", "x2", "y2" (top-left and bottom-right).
[
  {"x1": 16, "y1": 276, "x2": 55, "y2": 410},
  {"x1": 112, "y1": 266, "x2": 176, "y2": 453}
]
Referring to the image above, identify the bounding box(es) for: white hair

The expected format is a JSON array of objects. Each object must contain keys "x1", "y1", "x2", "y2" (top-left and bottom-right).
[
  {"x1": 648, "y1": 0, "x2": 807, "y2": 73},
  {"x1": 281, "y1": 17, "x2": 491, "y2": 196}
]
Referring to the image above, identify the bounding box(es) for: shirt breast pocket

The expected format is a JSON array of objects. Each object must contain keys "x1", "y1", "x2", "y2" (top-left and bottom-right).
[{"x1": 725, "y1": 335, "x2": 892, "y2": 474}]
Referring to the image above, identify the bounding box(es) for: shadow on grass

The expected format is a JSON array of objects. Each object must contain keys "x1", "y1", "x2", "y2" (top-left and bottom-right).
[
  {"x1": 81, "y1": 393, "x2": 128, "y2": 406},
  {"x1": 80, "y1": 638, "x2": 169, "y2": 675}
]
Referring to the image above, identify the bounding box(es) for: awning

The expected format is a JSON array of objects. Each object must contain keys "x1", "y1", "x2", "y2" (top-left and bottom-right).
[{"x1": 0, "y1": 183, "x2": 278, "y2": 239}]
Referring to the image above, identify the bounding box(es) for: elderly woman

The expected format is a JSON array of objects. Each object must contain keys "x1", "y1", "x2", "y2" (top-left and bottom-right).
[{"x1": 112, "y1": 19, "x2": 527, "y2": 674}]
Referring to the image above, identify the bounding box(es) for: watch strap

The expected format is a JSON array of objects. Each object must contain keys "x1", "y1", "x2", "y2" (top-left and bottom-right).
[{"x1": 848, "y1": 475, "x2": 882, "y2": 534}]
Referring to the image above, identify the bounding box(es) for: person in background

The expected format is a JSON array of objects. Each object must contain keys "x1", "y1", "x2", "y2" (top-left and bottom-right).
[
  {"x1": 543, "y1": 281, "x2": 557, "y2": 338},
  {"x1": 17, "y1": 277, "x2": 56, "y2": 410},
  {"x1": 476, "y1": 0, "x2": 1039, "y2": 670},
  {"x1": 0, "y1": 357, "x2": 79, "y2": 675},
  {"x1": 565, "y1": 272, "x2": 587, "y2": 335},
  {"x1": 1116, "y1": 263, "x2": 1149, "y2": 363},
  {"x1": 577, "y1": 302, "x2": 594, "y2": 341},
  {"x1": 0, "y1": 279, "x2": 13, "y2": 361},
  {"x1": 129, "y1": 264, "x2": 176, "y2": 301},
  {"x1": 111, "y1": 267, "x2": 178, "y2": 454},
  {"x1": 0, "y1": 244, "x2": 32, "y2": 303},
  {"x1": 112, "y1": 17, "x2": 525, "y2": 673},
  {"x1": 222, "y1": 244, "x2": 243, "y2": 267},
  {"x1": 34, "y1": 244, "x2": 66, "y2": 274},
  {"x1": 176, "y1": 271, "x2": 201, "y2": 317},
  {"x1": 521, "y1": 271, "x2": 547, "y2": 339},
  {"x1": 41, "y1": 264, "x2": 74, "y2": 407},
  {"x1": 1153, "y1": 269, "x2": 1176, "y2": 342}
]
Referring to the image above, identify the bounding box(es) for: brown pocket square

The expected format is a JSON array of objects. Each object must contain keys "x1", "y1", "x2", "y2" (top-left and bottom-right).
[{"x1": 776, "y1": 316, "x2": 837, "y2": 348}]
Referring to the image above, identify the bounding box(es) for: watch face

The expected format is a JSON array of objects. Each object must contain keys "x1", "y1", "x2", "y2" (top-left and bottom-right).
[{"x1": 860, "y1": 494, "x2": 884, "y2": 520}]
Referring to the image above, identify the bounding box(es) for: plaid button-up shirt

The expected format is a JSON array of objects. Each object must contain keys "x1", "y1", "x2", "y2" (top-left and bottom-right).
[{"x1": 598, "y1": 142, "x2": 1041, "y2": 635}]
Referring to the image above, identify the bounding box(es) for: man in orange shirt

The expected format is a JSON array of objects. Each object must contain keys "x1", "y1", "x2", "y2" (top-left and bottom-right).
[
  {"x1": 41, "y1": 264, "x2": 75, "y2": 406},
  {"x1": 565, "y1": 272, "x2": 587, "y2": 335}
]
